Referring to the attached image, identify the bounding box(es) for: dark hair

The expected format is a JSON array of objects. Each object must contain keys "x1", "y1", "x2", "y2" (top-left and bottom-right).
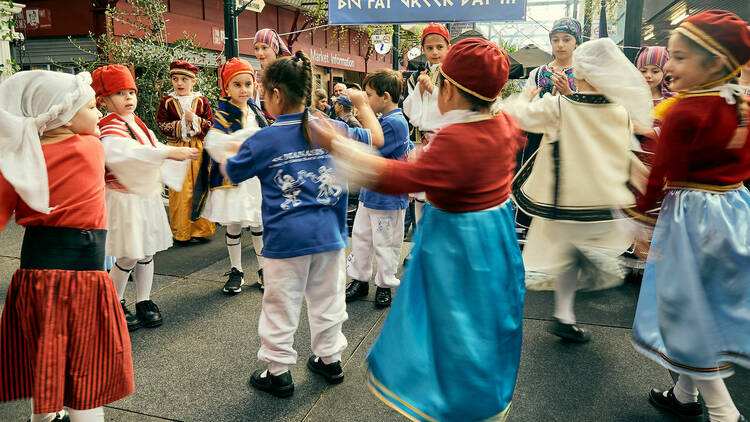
[
  {"x1": 363, "y1": 69, "x2": 402, "y2": 104},
  {"x1": 673, "y1": 32, "x2": 747, "y2": 120},
  {"x1": 263, "y1": 50, "x2": 314, "y2": 146},
  {"x1": 436, "y1": 72, "x2": 493, "y2": 112},
  {"x1": 347, "y1": 82, "x2": 362, "y2": 91}
]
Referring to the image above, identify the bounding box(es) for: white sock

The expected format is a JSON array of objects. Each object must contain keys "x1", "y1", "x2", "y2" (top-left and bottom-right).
[
  {"x1": 134, "y1": 256, "x2": 154, "y2": 303},
  {"x1": 414, "y1": 200, "x2": 425, "y2": 224},
  {"x1": 250, "y1": 226, "x2": 264, "y2": 269},
  {"x1": 320, "y1": 354, "x2": 341, "y2": 365},
  {"x1": 110, "y1": 258, "x2": 137, "y2": 299},
  {"x1": 672, "y1": 374, "x2": 699, "y2": 404},
  {"x1": 30, "y1": 400, "x2": 65, "y2": 422},
  {"x1": 226, "y1": 224, "x2": 243, "y2": 272},
  {"x1": 693, "y1": 378, "x2": 740, "y2": 422},
  {"x1": 66, "y1": 406, "x2": 105, "y2": 422},
  {"x1": 268, "y1": 362, "x2": 289, "y2": 376},
  {"x1": 554, "y1": 267, "x2": 578, "y2": 325}
]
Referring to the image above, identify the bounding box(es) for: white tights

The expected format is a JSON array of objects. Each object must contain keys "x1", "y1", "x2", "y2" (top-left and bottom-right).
[
  {"x1": 109, "y1": 255, "x2": 154, "y2": 303},
  {"x1": 225, "y1": 224, "x2": 264, "y2": 273},
  {"x1": 30, "y1": 402, "x2": 104, "y2": 422},
  {"x1": 553, "y1": 266, "x2": 578, "y2": 325},
  {"x1": 673, "y1": 374, "x2": 740, "y2": 422}
]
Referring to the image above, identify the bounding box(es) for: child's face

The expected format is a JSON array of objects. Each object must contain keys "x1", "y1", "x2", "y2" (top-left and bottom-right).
[
  {"x1": 665, "y1": 34, "x2": 723, "y2": 92},
  {"x1": 102, "y1": 89, "x2": 137, "y2": 116},
  {"x1": 315, "y1": 97, "x2": 328, "y2": 111},
  {"x1": 67, "y1": 97, "x2": 102, "y2": 136},
  {"x1": 254, "y1": 42, "x2": 277, "y2": 69},
  {"x1": 639, "y1": 64, "x2": 664, "y2": 91},
  {"x1": 550, "y1": 33, "x2": 576, "y2": 61},
  {"x1": 423, "y1": 34, "x2": 449, "y2": 65},
  {"x1": 171, "y1": 74, "x2": 196, "y2": 96},
  {"x1": 226, "y1": 73, "x2": 254, "y2": 106},
  {"x1": 365, "y1": 86, "x2": 388, "y2": 114}
]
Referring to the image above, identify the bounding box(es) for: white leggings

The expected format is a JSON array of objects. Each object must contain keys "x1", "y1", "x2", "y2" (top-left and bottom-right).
[
  {"x1": 31, "y1": 404, "x2": 104, "y2": 422},
  {"x1": 109, "y1": 255, "x2": 154, "y2": 302},
  {"x1": 674, "y1": 374, "x2": 740, "y2": 422}
]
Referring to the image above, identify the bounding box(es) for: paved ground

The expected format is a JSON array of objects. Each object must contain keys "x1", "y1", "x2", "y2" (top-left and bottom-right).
[{"x1": 0, "y1": 221, "x2": 747, "y2": 421}]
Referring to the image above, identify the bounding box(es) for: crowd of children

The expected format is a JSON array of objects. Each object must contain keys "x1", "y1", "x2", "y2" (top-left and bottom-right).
[{"x1": 0, "y1": 10, "x2": 747, "y2": 422}]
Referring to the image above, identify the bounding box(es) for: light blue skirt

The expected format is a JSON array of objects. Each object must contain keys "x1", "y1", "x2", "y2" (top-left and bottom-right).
[
  {"x1": 365, "y1": 202, "x2": 525, "y2": 421},
  {"x1": 632, "y1": 187, "x2": 750, "y2": 379}
]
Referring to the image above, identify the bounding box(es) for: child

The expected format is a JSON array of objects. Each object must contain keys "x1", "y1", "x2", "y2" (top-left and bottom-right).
[
  {"x1": 504, "y1": 38, "x2": 652, "y2": 342},
  {"x1": 516, "y1": 17, "x2": 582, "y2": 240},
  {"x1": 345, "y1": 69, "x2": 412, "y2": 308},
  {"x1": 0, "y1": 70, "x2": 134, "y2": 421},
  {"x1": 202, "y1": 58, "x2": 268, "y2": 294},
  {"x1": 95, "y1": 64, "x2": 198, "y2": 331},
  {"x1": 221, "y1": 51, "x2": 383, "y2": 398},
  {"x1": 253, "y1": 28, "x2": 293, "y2": 122},
  {"x1": 156, "y1": 60, "x2": 215, "y2": 243},
  {"x1": 630, "y1": 11, "x2": 750, "y2": 422},
  {"x1": 402, "y1": 22, "x2": 450, "y2": 225},
  {"x1": 311, "y1": 38, "x2": 525, "y2": 422},
  {"x1": 634, "y1": 46, "x2": 674, "y2": 141},
  {"x1": 526, "y1": 17, "x2": 581, "y2": 98}
]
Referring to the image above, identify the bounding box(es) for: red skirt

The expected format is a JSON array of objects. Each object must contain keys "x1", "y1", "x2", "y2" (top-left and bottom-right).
[{"x1": 0, "y1": 269, "x2": 134, "y2": 413}]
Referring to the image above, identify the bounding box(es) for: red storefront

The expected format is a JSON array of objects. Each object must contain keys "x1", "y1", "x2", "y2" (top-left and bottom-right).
[{"x1": 15, "y1": 0, "x2": 393, "y2": 93}]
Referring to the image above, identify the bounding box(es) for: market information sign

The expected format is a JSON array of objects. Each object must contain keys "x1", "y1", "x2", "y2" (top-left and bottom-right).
[
  {"x1": 237, "y1": 0, "x2": 265, "y2": 13},
  {"x1": 329, "y1": 0, "x2": 525, "y2": 25},
  {"x1": 372, "y1": 34, "x2": 392, "y2": 54}
]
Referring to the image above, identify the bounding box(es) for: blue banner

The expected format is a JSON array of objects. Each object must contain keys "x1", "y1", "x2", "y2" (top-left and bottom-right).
[{"x1": 329, "y1": 0, "x2": 526, "y2": 25}]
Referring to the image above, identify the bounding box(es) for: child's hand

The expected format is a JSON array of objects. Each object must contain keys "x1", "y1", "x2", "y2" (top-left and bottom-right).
[
  {"x1": 168, "y1": 147, "x2": 200, "y2": 161},
  {"x1": 417, "y1": 71, "x2": 433, "y2": 94},
  {"x1": 528, "y1": 87, "x2": 542, "y2": 100},
  {"x1": 226, "y1": 141, "x2": 242, "y2": 156},
  {"x1": 345, "y1": 89, "x2": 368, "y2": 108},
  {"x1": 309, "y1": 118, "x2": 342, "y2": 152},
  {"x1": 551, "y1": 71, "x2": 573, "y2": 95},
  {"x1": 184, "y1": 109, "x2": 196, "y2": 121}
]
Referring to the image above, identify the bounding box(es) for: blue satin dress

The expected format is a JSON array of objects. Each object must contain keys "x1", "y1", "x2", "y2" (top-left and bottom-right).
[
  {"x1": 632, "y1": 186, "x2": 750, "y2": 378},
  {"x1": 365, "y1": 201, "x2": 525, "y2": 421}
]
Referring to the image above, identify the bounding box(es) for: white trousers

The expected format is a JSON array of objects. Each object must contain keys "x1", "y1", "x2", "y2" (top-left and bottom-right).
[
  {"x1": 257, "y1": 249, "x2": 348, "y2": 370},
  {"x1": 347, "y1": 205, "x2": 405, "y2": 288}
]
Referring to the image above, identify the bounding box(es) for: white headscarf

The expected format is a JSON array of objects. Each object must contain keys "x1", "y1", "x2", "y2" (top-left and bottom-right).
[
  {"x1": 573, "y1": 38, "x2": 653, "y2": 128},
  {"x1": 0, "y1": 70, "x2": 96, "y2": 213}
]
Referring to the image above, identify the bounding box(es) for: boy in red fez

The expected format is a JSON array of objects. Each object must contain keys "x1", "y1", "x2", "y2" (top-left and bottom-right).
[
  {"x1": 402, "y1": 22, "x2": 451, "y2": 228},
  {"x1": 310, "y1": 38, "x2": 526, "y2": 422},
  {"x1": 156, "y1": 60, "x2": 215, "y2": 244},
  {"x1": 630, "y1": 10, "x2": 750, "y2": 422},
  {"x1": 201, "y1": 57, "x2": 268, "y2": 295},
  {"x1": 94, "y1": 64, "x2": 199, "y2": 332}
]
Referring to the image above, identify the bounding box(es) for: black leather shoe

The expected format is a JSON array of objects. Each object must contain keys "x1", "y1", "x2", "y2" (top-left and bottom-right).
[
  {"x1": 257, "y1": 268, "x2": 264, "y2": 291},
  {"x1": 648, "y1": 388, "x2": 703, "y2": 421},
  {"x1": 375, "y1": 287, "x2": 392, "y2": 308},
  {"x1": 548, "y1": 318, "x2": 590, "y2": 343},
  {"x1": 249, "y1": 369, "x2": 294, "y2": 398},
  {"x1": 345, "y1": 280, "x2": 369, "y2": 302},
  {"x1": 135, "y1": 300, "x2": 163, "y2": 328},
  {"x1": 27, "y1": 411, "x2": 69, "y2": 422},
  {"x1": 121, "y1": 299, "x2": 141, "y2": 332},
  {"x1": 307, "y1": 355, "x2": 344, "y2": 384}
]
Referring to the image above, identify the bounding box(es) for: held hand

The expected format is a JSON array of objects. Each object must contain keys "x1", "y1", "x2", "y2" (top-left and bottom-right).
[
  {"x1": 309, "y1": 118, "x2": 343, "y2": 152},
  {"x1": 168, "y1": 147, "x2": 200, "y2": 161},
  {"x1": 528, "y1": 87, "x2": 542, "y2": 100},
  {"x1": 344, "y1": 89, "x2": 368, "y2": 108},
  {"x1": 633, "y1": 237, "x2": 651, "y2": 260},
  {"x1": 184, "y1": 109, "x2": 196, "y2": 121}
]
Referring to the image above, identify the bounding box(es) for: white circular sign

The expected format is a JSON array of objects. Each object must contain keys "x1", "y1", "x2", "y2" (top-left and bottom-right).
[
  {"x1": 407, "y1": 47, "x2": 421, "y2": 60},
  {"x1": 374, "y1": 43, "x2": 392, "y2": 55}
]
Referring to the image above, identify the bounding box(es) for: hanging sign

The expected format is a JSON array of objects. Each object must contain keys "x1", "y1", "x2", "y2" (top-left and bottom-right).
[
  {"x1": 329, "y1": 0, "x2": 526, "y2": 25},
  {"x1": 237, "y1": 0, "x2": 265, "y2": 13},
  {"x1": 372, "y1": 34, "x2": 392, "y2": 54},
  {"x1": 406, "y1": 47, "x2": 421, "y2": 60}
]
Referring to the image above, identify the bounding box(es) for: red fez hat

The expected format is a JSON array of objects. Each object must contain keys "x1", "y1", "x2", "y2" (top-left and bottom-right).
[
  {"x1": 676, "y1": 10, "x2": 750, "y2": 72},
  {"x1": 218, "y1": 57, "x2": 255, "y2": 97},
  {"x1": 439, "y1": 38, "x2": 509, "y2": 102},
  {"x1": 91, "y1": 64, "x2": 137, "y2": 98},
  {"x1": 170, "y1": 60, "x2": 199, "y2": 78},
  {"x1": 422, "y1": 23, "x2": 450, "y2": 46}
]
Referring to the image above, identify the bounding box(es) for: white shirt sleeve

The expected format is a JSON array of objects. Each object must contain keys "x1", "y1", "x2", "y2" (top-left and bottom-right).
[
  {"x1": 500, "y1": 92, "x2": 560, "y2": 139},
  {"x1": 204, "y1": 128, "x2": 261, "y2": 164},
  {"x1": 403, "y1": 82, "x2": 442, "y2": 132},
  {"x1": 102, "y1": 135, "x2": 169, "y2": 195}
]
